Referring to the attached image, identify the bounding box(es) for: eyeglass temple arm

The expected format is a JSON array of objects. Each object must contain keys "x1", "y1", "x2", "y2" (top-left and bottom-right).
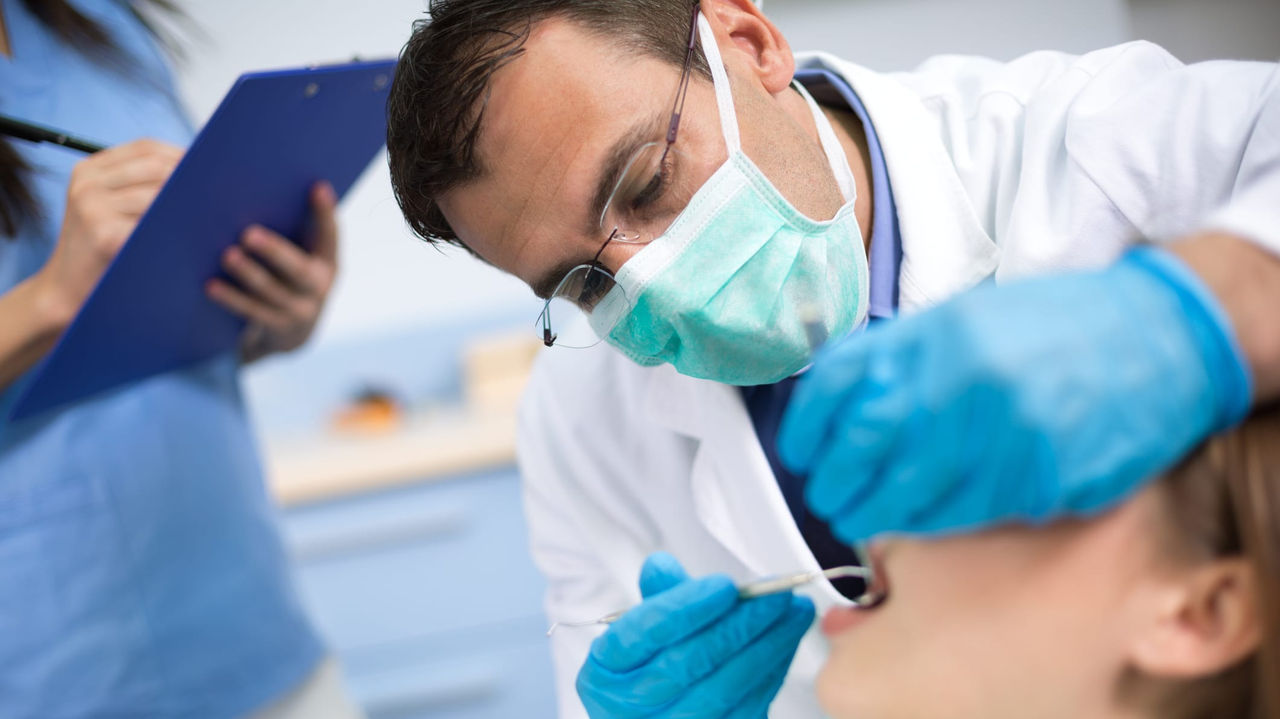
[
  {"x1": 665, "y1": 2, "x2": 701, "y2": 146},
  {"x1": 542, "y1": 308, "x2": 556, "y2": 347}
]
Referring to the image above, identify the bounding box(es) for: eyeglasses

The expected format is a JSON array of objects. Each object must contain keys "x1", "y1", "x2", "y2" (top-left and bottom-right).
[{"x1": 536, "y1": 1, "x2": 704, "y2": 349}]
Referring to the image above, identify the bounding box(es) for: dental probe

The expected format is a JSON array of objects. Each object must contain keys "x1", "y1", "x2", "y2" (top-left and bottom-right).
[
  {"x1": 545, "y1": 565, "x2": 871, "y2": 636},
  {"x1": 800, "y1": 308, "x2": 886, "y2": 610}
]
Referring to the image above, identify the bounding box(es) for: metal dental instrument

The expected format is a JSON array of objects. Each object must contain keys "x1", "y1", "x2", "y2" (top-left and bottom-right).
[
  {"x1": 801, "y1": 307, "x2": 886, "y2": 610},
  {"x1": 546, "y1": 565, "x2": 871, "y2": 636},
  {"x1": 546, "y1": 310, "x2": 889, "y2": 639}
]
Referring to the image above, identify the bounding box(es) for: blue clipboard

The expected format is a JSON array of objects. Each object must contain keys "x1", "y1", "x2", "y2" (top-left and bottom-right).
[{"x1": 9, "y1": 59, "x2": 397, "y2": 422}]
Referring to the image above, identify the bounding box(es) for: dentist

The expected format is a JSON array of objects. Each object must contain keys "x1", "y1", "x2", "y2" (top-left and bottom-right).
[{"x1": 384, "y1": 0, "x2": 1280, "y2": 716}]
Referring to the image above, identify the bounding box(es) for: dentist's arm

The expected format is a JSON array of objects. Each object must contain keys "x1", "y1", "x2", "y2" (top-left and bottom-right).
[
  {"x1": 778, "y1": 52, "x2": 1280, "y2": 543},
  {"x1": 778, "y1": 241, "x2": 1253, "y2": 541},
  {"x1": 776, "y1": 227, "x2": 1280, "y2": 546},
  {"x1": 1172, "y1": 232, "x2": 1280, "y2": 400}
]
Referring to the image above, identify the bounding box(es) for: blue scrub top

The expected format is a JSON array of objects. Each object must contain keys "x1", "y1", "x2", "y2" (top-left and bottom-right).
[{"x1": 0, "y1": 1, "x2": 322, "y2": 716}]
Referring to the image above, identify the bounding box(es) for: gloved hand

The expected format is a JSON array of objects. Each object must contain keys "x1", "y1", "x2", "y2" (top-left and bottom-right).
[
  {"x1": 576, "y1": 552, "x2": 814, "y2": 719},
  {"x1": 778, "y1": 246, "x2": 1252, "y2": 542}
]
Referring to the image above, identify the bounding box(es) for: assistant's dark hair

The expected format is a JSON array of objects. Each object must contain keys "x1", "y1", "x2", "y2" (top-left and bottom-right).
[
  {"x1": 0, "y1": 0, "x2": 182, "y2": 238},
  {"x1": 386, "y1": 0, "x2": 706, "y2": 250}
]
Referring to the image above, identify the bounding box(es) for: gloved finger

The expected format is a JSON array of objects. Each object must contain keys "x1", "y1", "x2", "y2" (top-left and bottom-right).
[
  {"x1": 720, "y1": 652, "x2": 793, "y2": 719},
  {"x1": 819, "y1": 394, "x2": 947, "y2": 542},
  {"x1": 574, "y1": 593, "x2": 793, "y2": 716},
  {"x1": 780, "y1": 314, "x2": 920, "y2": 473},
  {"x1": 778, "y1": 333, "x2": 877, "y2": 474},
  {"x1": 800, "y1": 382, "x2": 916, "y2": 524},
  {"x1": 829, "y1": 458, "x2": 936, "y2": 544},
  {"x1": 904, "y1": 424, "x2": 1047, "y2": 536},
  {"x1": 658, "y1": 595, "x2": 815, "y2": 718},
  {"x1": 639, "y1": 592, "x2": 795, "y2": 698},
  {"x1": 798, "y1": 396, "x2": 901, "y2": 519},
  {"x1": 590, "y1": 574, "x2": 738, "y2": 672},
  {"x1": 639, "y1": 552, "x2": 691, "y2": 599}
]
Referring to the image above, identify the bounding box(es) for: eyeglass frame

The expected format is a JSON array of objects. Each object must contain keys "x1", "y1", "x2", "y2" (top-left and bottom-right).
[{"x1": 539, "y1": 0, "x2": 703, "y2": 348}]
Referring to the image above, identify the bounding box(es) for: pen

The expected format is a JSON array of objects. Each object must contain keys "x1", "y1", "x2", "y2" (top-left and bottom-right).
[{"x1": 0, "y1": 114, "x2": 106, "y2": 154}]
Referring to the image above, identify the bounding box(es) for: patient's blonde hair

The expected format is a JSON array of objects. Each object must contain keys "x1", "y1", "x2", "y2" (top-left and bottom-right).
[{"x1": 1122, "y1": 405, "x2": 1280, "y2": 719}]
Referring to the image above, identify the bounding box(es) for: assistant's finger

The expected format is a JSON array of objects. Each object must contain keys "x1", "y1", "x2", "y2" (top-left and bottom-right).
[
  {"x1": 206, "y1": 278, "x2": 290, "y2": 329},
  {"x1": 221, "y1": 246, "x2": 297, "y2": 310},
  {"x1": 92, "y1": 138, "x2": 184, "y2": 172},
  {"x1": 97, "y1": 151, "x2": 180, "y2": 191},
  {"x1": 308, "y1": 181, "x2": 339, "y2": 265},
  {"x1": 108, "y1": 184, "x2": 166, "y2": 218},
  {"x1": 242, "y1": 225, "x2": 320, "y2": 294}
]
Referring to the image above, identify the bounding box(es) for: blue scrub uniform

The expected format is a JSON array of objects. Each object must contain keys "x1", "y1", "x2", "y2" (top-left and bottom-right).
[{"x1": 0, "y1": 1, "x2": 323, "y2": 716}]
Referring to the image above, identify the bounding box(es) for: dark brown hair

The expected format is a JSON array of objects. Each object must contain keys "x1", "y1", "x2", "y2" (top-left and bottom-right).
[
  {"x1": 0, "y1": 0, "x2": 181, "y2": 238},
  {"x1": 1136, "y1": 405, "x2": 1280, "y2": 719},
  {"x1": 385, "y1": 0, "x2": 707, "y2": 251}
]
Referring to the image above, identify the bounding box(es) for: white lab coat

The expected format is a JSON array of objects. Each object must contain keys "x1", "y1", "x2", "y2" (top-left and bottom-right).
[{"x1": 517, "y1": 42, "x2": 1280, "y2": 718}]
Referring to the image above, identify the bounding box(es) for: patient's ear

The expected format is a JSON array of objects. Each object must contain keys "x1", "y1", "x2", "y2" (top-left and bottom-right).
[{"x1": 1128, "y1": 559, "x2": 1260, "y2": 678}]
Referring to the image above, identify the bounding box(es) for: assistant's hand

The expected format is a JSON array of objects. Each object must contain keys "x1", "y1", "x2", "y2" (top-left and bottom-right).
[
  {"x1": 778, "y1": 247, "x2": 1252, "y2": 542},
  {"x1": 34, "y1": 139, "x2": 183, "y2": 322},
  {"x1": 576, "y1": 553, "x2": 813, "y2": 719},
  {"x1": 206, "y1": 182, "x2": 339, "y2": 362}
]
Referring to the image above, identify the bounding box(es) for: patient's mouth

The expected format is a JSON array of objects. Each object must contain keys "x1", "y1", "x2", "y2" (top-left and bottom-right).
[
  {"x1": 820, "y1": 546, "x2": 890, "y2": 637},
  {"x1": 858, "y1": 545, "x2": 890, "y2": 607}
]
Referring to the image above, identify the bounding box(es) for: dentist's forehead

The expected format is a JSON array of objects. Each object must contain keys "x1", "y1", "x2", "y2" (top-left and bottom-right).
[{"x1": 442, "y1": 19, "x2": 684, "y2": 285}]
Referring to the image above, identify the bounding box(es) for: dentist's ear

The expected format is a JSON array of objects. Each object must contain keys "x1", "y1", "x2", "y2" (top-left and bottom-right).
[
  {"x1": 702, "y1": 0, "x2": 795, "y2": 95},
  {"x1": 1128, "y1": 558, "x2": 1260, "y2": 679}
]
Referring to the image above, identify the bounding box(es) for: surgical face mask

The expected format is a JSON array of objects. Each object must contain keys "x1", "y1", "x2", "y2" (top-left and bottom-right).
[{"x1": 597, "y1": 13, "x2": 869, "y2": 385}]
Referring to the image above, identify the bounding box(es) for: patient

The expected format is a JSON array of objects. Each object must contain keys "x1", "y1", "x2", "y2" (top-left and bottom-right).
[{"x1": 818, "y1": 406, "x2": 1280, "y2": 719}]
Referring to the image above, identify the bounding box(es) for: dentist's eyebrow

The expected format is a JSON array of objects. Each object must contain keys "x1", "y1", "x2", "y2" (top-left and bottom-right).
[{"x1": 587, "y1": 110, "x2": 668, "y2": 237}]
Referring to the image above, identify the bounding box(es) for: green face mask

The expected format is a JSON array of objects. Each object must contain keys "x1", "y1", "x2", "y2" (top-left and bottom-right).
[{"x1": 596, "y1": 14, "x2": 869, "y2": 385}]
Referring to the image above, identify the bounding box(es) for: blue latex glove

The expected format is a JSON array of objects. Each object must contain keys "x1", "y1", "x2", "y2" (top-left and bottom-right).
[
  {"x1": 778, "y1": 247, "x2": 1252, "y2": 542},
  {"x1": 576, "y1": 552, "x2": 815, "y2": 719}
]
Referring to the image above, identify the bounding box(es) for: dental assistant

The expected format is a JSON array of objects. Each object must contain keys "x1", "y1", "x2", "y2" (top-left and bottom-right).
[
  {"x1": 384, "y1": 0, "x2": 1280, "y2": 717},
  {"x1": 0, "y1": 1, "x2": 357, "y2": 717}
]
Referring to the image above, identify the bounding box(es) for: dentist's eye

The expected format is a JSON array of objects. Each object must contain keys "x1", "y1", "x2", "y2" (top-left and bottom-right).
[
  {"x1": 575, "y1": 267, "x2": 615, "y2": 310},
  {"x1": 630, "y1": 152, "x2": 675, "y2": 211}
]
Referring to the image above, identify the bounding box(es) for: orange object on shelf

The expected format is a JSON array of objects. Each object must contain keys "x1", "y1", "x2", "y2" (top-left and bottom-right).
[{"x1": 332, "y1": 390, "x2": 403, "y2": 434}]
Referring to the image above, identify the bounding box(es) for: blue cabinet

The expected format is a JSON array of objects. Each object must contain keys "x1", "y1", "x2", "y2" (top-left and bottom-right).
[{"x1": 279, "y1": 466, "x2": 557, "y2": 719}]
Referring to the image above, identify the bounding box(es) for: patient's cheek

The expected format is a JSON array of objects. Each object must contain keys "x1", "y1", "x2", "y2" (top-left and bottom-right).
[{"x1": 815, "y1": 651, "x2": 862, "y2": 719}]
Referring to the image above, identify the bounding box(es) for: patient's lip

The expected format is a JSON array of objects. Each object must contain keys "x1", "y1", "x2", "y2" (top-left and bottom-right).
[{"x1": 820, "y1": 604, "x2": 877, "y2": 636}]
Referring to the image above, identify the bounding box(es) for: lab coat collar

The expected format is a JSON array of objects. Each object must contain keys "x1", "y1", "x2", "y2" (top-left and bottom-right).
[
  {"x1": 641, "y1": 364, "x2": 851, "y2": 608},
  {"x1": 796, "y1": 52, "x2": 1001, "y2": 312}
]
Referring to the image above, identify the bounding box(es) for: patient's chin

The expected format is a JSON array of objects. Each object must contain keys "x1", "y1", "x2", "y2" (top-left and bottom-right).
[{"x1": 815, "y1": 658, "x2": 898, "y2": 719}]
